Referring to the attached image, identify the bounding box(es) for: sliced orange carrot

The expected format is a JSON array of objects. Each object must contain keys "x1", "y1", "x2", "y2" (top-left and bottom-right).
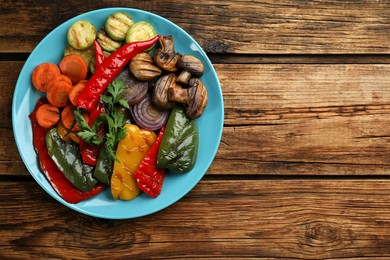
[
  {"x1": 46, "y1": 80, "x2": 72, "y2": 107},
  {"x1": 45, "y1": 74, "x2": 72, "y2": 91},
  {"x1": 61, "y1": 104, "x2": 89, "y2": 132},
  {"x1": 59, "y1": 54, "x2": 88, "y2": 84},
  {"x1": 69, "y1": 79, "x2": 88, "y2": 106},
  {"x1": 31, "y1": 62, "x2": 61, "y2": 92},
  {"x1": 35, "y1": 103, "x2": 60, "y2": 128}
]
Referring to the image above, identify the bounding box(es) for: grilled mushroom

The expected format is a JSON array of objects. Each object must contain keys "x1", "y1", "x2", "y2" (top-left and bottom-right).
[
  {"x1": 152, "y1": 73, "x2": 177, "y2": 110},
  {"x1": 130, "y1": 53, "x2": 161, "y2": 81},
  {"x1": 176, "y1": 55, "x2": 204, "y2": 85},
  {"x1": 167, "y1": 78, "x2": 208, "y2": 119},
  {"x1": 153, "y1": 35, "x2": 181, "y2": 72}
]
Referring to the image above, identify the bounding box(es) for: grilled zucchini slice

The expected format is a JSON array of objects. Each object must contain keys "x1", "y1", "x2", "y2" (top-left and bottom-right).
[
  {"x1": 67, "y1": 20, "x2": 96, "y2": 50},
  {"x1": 105, "y1": 12, "x2": 134, "y2": 41}
]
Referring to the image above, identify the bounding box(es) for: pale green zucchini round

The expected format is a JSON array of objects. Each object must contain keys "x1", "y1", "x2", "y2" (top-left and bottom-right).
[
  {"x1": 125, "y1": 21, "x2": 157, "y2": 51},
  {"x1": 96, "y1": 29, "x2": 122, "y2": 52},
  {"x1": 105, "y1": 12, "x2": 134, "y2": 41},
  {"x1": 67, "y1": 20, "x2": 96, "y2": 50}
]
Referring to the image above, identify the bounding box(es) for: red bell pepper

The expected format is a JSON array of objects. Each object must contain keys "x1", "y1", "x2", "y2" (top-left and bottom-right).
[
  {"x1": 76, "y1": 35, "x2": 160, "y2": 111},
  {"x1": 79, "y1": 100, "x2": 106, "y2": 166},
  {"x1": 134, "y1": 126, "x2": 166, "y2": 198},
  {"x1": 30, "y1": 98, "x2": 106, "y2": 204}
]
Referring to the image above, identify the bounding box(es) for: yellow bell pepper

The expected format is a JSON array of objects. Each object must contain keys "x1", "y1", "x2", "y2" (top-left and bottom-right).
[{"x1": 111, "y1": 124, "x2": 157, "y2": 200}]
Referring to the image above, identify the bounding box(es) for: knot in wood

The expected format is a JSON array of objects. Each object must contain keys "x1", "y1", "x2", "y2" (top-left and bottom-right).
[
  {"x1": 204, "y1": 39, "x2": 229, "y2": 53},
  {"x1": 305, "y1": 222, "x2": 340, "y2": 244}
]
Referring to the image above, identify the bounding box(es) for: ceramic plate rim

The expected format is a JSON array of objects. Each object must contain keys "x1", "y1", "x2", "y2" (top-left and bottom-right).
[{"x1": 12, "y1": 7, "x2": 224, "y2": 219}]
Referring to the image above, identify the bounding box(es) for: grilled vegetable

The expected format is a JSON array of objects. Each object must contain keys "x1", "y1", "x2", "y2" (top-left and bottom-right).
[
  {"x1": 157, "y1": 105, "x2": 198, "y2": 173},
  {"x1": 67, "y1": 20, "x2": 96, "y2": 50},
  {"x1": 152, "y1": 73, "x2": 177, "y2": 110},
  {"x1": 96, "y1": 28, "x2": 122, "y2": 52},
  {"x1": 126, "y1": 21, "x2": 157, "y2": 52},
  {"x1": 76, "y1": 35, "x2": 160, "y2": 112},
  {"x1": 116, "y1": 69, "x2": 149, "y2": 106},
  {"x1": 168, "y1": 77, "x2": 208, "y2": 119},
  {"x1": 105, "y1": 11, "x2": 134, "y2": 41},
  {"x1": 153, "y1": 35, "x2": 181, "y2": 72},
  {"x1": 130, "y1": 93, "x2": 169, "y2": 131},
  {"x1": 94, "y1": 144, "x2": 114, "y2": 185},
  {"x1": 134, "y1": 126, "x2": 166, "y2": 198},
  {"x1": 45, "y1": 128, "x2": 99, "y2": 192},
  {"x1": 129, "y1": 52, "x2": 161, "y2": 81},
  {"x1": 64, "y1": 45, "x2": 94, "y2": 70},
  {"x1": 110, "y1": 124, "x2": 157, "y2": 200},
  {"x1": 176, "y1": 55, "x2": 205, "y2": 85},
  {"x1": 30, "y1": 98, "x2": 105, "y2": 204}
]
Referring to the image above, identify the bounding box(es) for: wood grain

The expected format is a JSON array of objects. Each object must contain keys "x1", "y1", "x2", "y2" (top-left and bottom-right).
[
  {"x1": 214, "y1": 64, "x2": 390, "y2": 174},
  {"x1": 2, "y1": 1, "x2": 390, "y2": 259},
  {"x1": 3, "y1": 62, "x2": 390, "y2": 176},
  {"x1": 2, "y1": 180, "x2": 390, "y2": 259},
  {"x1": 0, "y1": 62, "x2": 27, "y2": 175},
  {"x1": 1, "y1": 0, "x2": 390, "y2": 54}
]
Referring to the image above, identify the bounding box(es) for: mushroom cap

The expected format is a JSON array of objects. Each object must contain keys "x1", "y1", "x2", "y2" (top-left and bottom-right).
[
  {"x1": 153, "y1": 36, "x2": 181, "y2": 72},
  {"x1": 177, "y1": 55, "x2": 204, "y2": 78},
  {"x1": 152, "y1": 73, "x2": 177, "y2": 110},
  {"x1": 185, "y1": 78, "x2": 208, "y2": 119},
  {"x1": 130, "y1": 52, "x2": 162, "y2": 81}
]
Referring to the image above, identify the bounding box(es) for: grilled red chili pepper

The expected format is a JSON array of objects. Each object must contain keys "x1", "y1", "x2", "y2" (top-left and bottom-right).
[
  {"x1": 76, "y1": 35, "x2": 160, "y2": 111},
  {"x1": 94, "y1": 40, "x2": 105, "y2": 68},
  {"x1": 30, "y1": 98, "x2": 105, "y2": 203},
  {"x1": 134, "y1": 126, "x2": 166, "y2": 198}
]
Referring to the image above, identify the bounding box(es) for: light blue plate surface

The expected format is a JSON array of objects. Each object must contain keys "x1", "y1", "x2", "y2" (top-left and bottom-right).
[{"x1": 12, "y1": 8, "x2": 224, "y2": 219}]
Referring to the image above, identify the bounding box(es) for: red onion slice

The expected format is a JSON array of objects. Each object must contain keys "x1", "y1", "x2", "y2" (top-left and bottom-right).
[
  {"x1": 131, "y1": 94, "x2": 169, "y2": 131},
  {"x1": 116, "y1": 69, "x2": 149, "y2": 105}
]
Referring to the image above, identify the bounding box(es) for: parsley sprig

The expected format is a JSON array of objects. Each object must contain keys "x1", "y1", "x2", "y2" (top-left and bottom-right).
[{"x1": 74, "y1": 79, "x2": 130, "y2": 162}]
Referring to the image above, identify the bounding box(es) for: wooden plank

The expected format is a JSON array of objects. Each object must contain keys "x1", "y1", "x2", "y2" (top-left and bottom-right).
[
  {"x1": 4, "y1": 62, "x2": 390, "y2": 175},
  {"x1": 1, "y1": 0, "x2": 390, "y2": 54},
  {"x1": 0, "y1": 62, "x2": 28, "y2": 175},
  {"x1": 213, "y1": 64, "x2": 390, "y2": 174},
  {"x1": 2, "y1": 180, "x2": 390, "y2": 258},
  {"x1": 219, "y1": 64, "x2": 390, "y2": 118},
  {"x1": 209, "y1": 54, "x2": 390, "y2": 65}
]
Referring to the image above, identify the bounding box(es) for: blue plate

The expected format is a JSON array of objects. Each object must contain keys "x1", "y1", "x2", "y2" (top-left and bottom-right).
[{"x1": 12, "y1": 8, "x2": 224, "y2": 219}]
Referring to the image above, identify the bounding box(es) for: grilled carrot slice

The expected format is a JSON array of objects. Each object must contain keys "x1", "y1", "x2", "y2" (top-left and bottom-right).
[
  {"x1": 35, "y1": 103, "x2": 60, "y2": 128},
  {"x1": 61, "y1": 104, "x2": 89, "y2": 132},
  {"x1": 45, "y1": 74, "x2": 72, "y2": 91},
  {"x1": 31, "y1": 62, "x2": 61, "y2": 92},
  {"x1": 46, "y1": 80, "x2": 72, "y2": 107},
  {"x1": 59, "y1": 54, "x2": 88, "y2": 84},
  {"x1": 69, "y1": 80, "x2": 88, "y2": 106}
]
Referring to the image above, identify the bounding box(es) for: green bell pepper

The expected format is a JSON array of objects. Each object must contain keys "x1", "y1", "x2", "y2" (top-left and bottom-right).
[
  {"x1": 45, "y1": 128, "x2": 99, "y2": 192},
  {"x1": 157, "y1": 105, "x2": 198, "y2": 173},
  {"x1": 93, "y1": 144, "x2": 114, "y2": 185}
]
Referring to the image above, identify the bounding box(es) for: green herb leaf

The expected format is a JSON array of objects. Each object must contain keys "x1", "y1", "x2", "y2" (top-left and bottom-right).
[
  {"x1": 118, "y1": 98, "x2": 130, "y2": 109},
  {"x1": 74, "y1": 109, "x2": 91, "y2": 131},
  {"x1": 75, "y1": 79, "x2": 129, "y2": 163},
  {"x1": 74, "y1": 109, "x2": 103, "y2": 145}
]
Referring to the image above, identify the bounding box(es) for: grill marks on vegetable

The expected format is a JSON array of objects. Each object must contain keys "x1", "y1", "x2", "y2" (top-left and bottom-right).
[
  {"x1": 29, "y1": 11, "x2": 209, "y2": 202},
  {"x1": 163, "y1": 123, "x2": 197, "y2": 169},
  {"x1": 157, "y1": 106, "x2": 199, "y2": 173}
]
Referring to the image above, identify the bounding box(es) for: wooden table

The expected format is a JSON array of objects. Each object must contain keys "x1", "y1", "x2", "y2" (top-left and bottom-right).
[{"x1": 2, "y1": 1, "x2": 390, "y2": 259}]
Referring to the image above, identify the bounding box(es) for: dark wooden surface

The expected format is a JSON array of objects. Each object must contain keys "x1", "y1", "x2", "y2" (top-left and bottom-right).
[{"x1": 2, "y1": 0, "x2": 390, "y2": 259}]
